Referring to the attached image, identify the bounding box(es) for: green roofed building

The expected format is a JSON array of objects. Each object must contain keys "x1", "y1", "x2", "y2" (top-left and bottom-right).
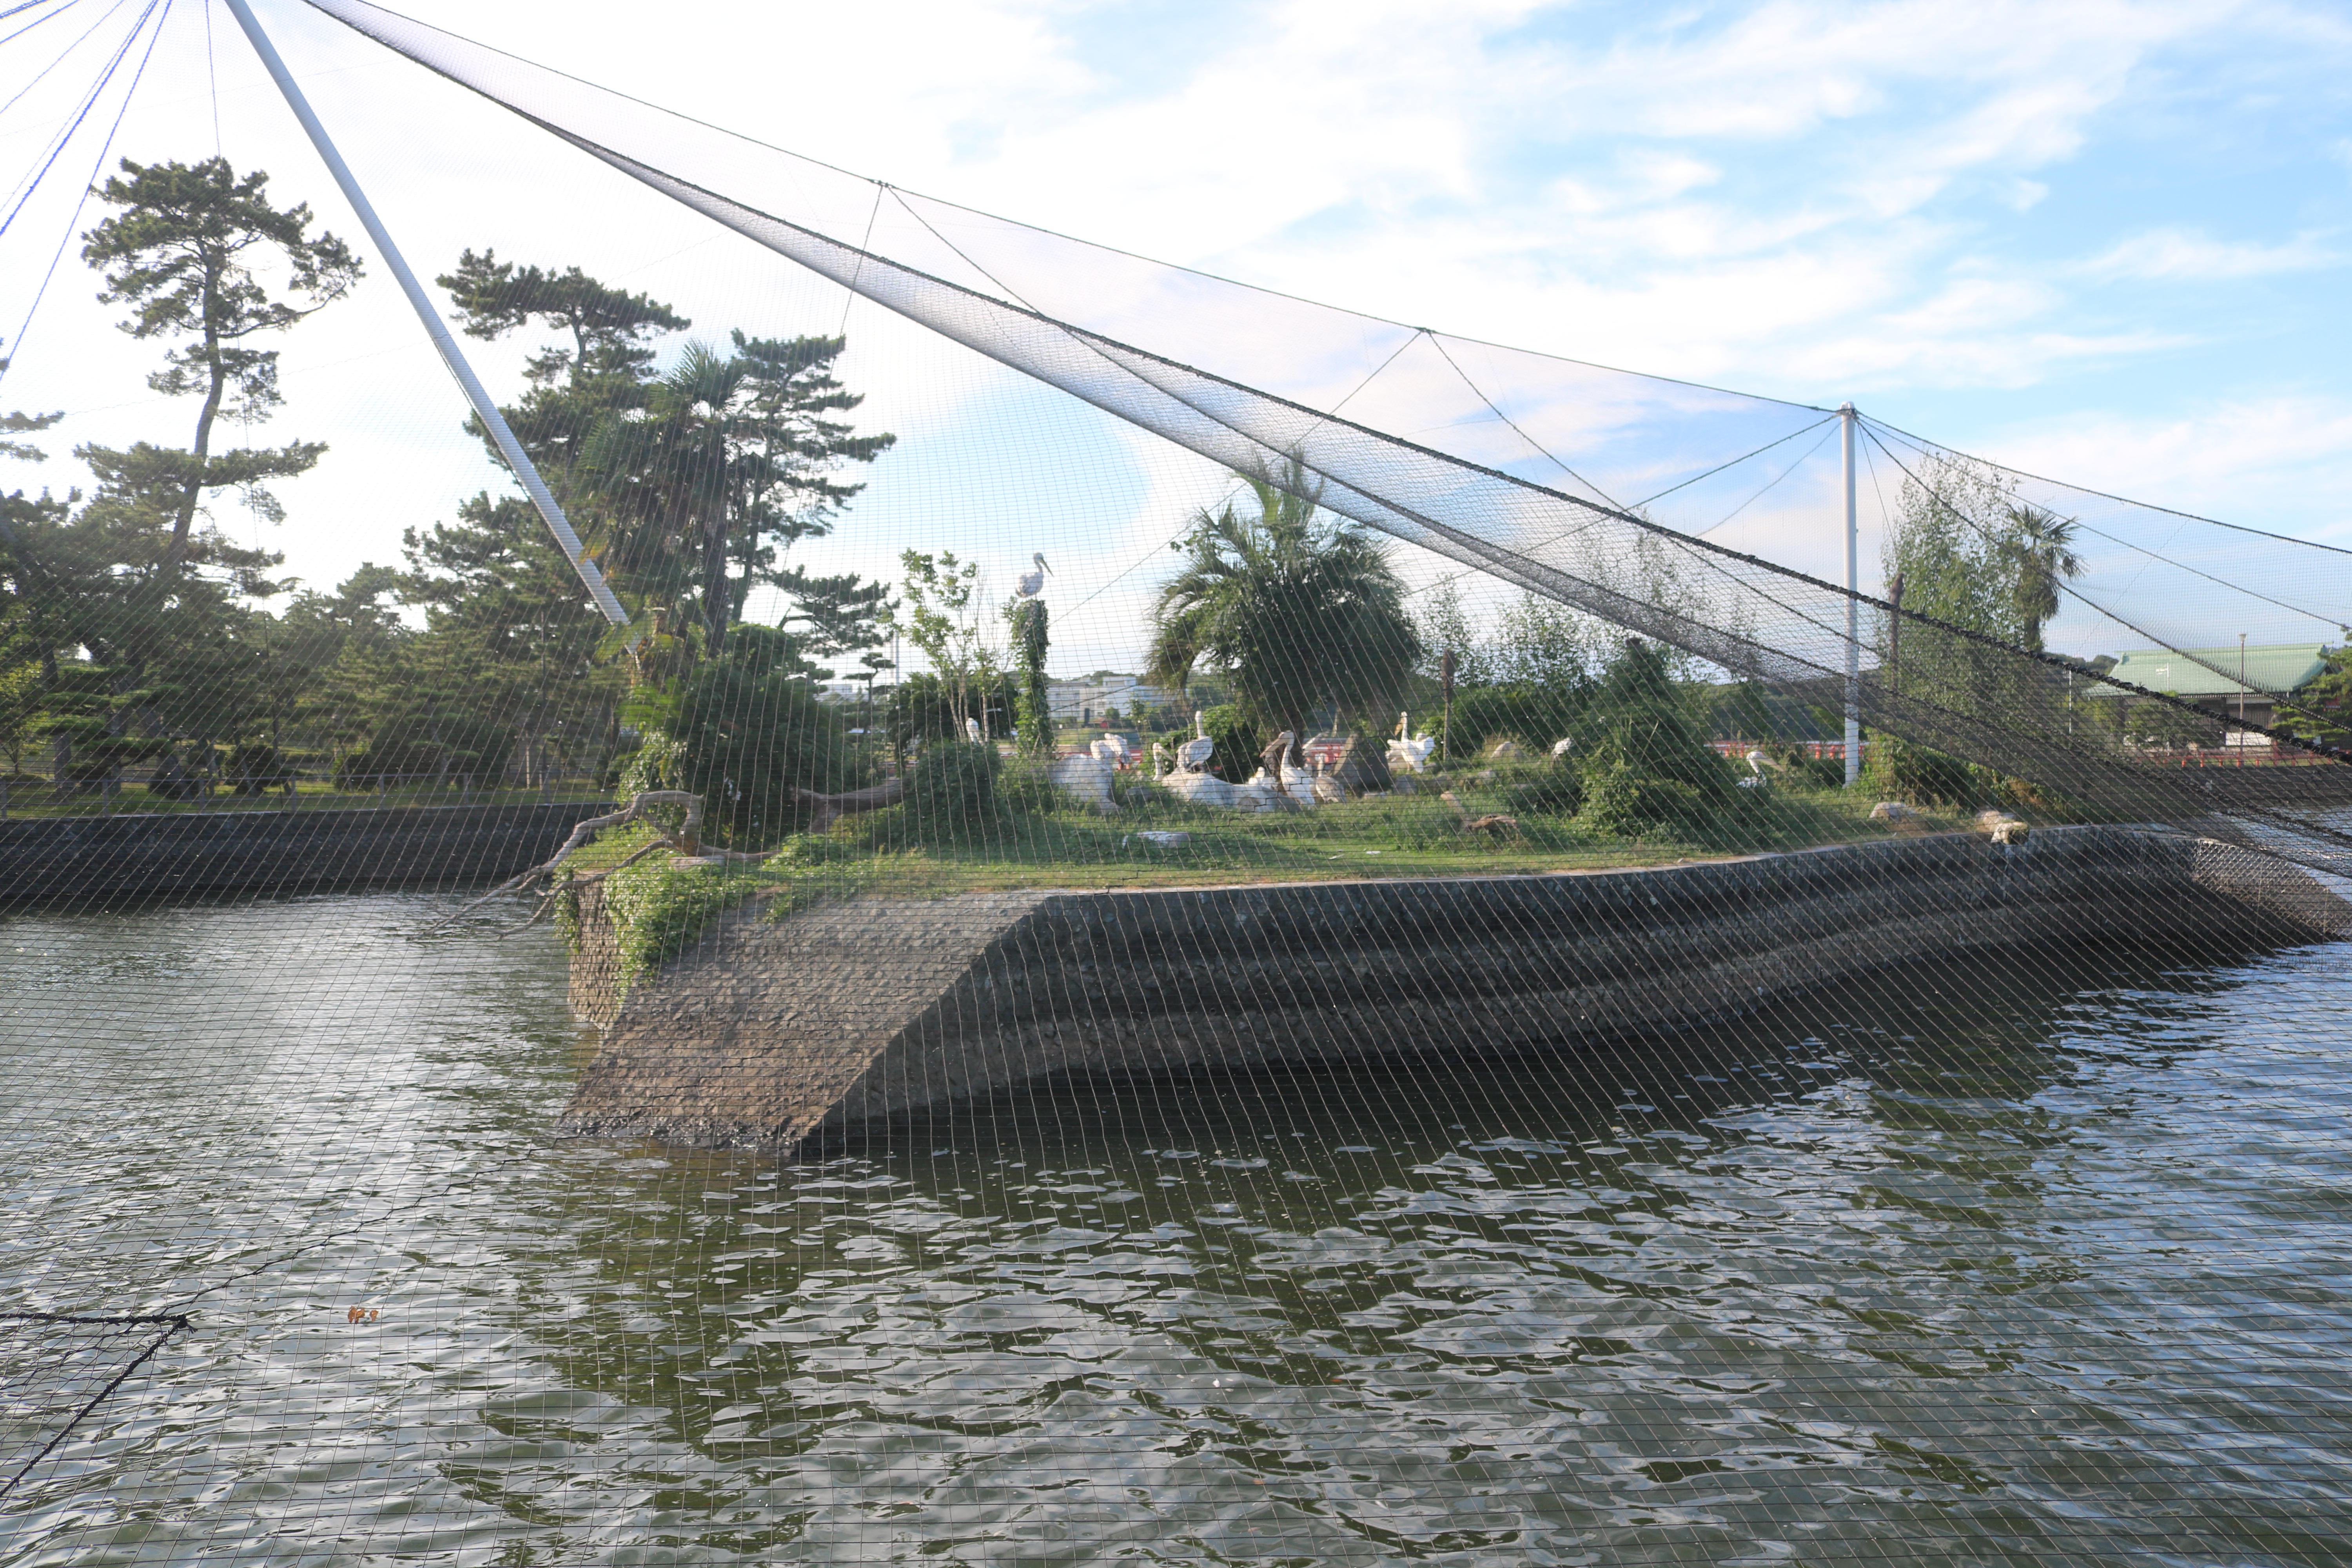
[{"x1": 2086, "y1": 644, "x2": 2333, "y2": 731}]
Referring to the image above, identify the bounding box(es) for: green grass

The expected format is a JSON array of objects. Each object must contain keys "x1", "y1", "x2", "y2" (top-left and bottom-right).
[
  {"x1": 827, "y1": 772, "x2": 1962, "y2": 894},
  {"x1": 556, "y1": 770, "x2": 1987, "y2": 985},
  {"x1": 557, "y1": 824, "x2": 887, "y2": 998}
]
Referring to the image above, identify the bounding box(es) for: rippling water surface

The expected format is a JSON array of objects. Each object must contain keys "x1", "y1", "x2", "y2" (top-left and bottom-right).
[{"x1": 2, "y1": 895, "x2": 2349, "y2": 1564}]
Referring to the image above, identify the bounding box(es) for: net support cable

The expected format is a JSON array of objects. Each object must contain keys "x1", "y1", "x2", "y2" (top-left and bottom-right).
[
  {"x1": 218, "y1": 0, "x2": 632, "y2": 629},
  {"x1": 192, "y1": 0, "x2": 2352, "y2": 864}
]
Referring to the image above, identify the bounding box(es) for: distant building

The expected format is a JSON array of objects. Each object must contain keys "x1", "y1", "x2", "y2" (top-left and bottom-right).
[
  {"x1": 2085, "y1": 644, "x2": 2332, "y2": 731},
  {"x1": 1045, "y1": 675, "x2": 1178, "y2": 725}
]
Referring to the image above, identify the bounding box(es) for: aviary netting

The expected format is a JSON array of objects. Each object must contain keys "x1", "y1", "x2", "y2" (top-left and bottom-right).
[{"x1": 285, "y1": 0, "x2": 2352, "y2": 877}]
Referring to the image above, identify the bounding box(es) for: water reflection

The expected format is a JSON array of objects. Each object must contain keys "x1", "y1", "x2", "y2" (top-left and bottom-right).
[{"x1": 3, "y1": 897, "x2": 2348, "y2": 1564}]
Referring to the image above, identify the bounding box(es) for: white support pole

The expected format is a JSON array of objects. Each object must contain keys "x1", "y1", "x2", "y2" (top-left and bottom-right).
[
  {"x1": 220, "y1": 0, "x2": 632, "y2": 629},
  {"x1": 1841, "y1": 402, "x2": 1860, "y2": 787}
]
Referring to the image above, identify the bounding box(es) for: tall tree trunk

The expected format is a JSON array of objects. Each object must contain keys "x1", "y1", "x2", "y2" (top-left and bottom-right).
[
  {"x1": 169, "y1": 279, "x2": 227, "y2": 566},
  {"x1": 700, "y1": 509, "x2": 731, "y2": 654}
]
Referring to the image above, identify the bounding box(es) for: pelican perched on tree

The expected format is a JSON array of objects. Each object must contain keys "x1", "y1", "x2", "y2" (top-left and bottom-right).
[{"x1": 1015, "y1": 552, "x2": 1051, "y2": 599}]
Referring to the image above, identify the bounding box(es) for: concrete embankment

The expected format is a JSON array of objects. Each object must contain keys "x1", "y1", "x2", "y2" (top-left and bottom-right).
[
  {"x1": 0, "y1": 801, "x2": 616, "y2": 904},
  {"x1": 557, "y1": 826, "x2": 2352, "y2": 1151}
]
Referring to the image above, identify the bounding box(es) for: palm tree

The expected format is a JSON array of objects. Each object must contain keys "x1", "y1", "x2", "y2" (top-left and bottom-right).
[
  {"x1": 2001, "y1": 502, "x2": 2083, "y2": 652},
  {"x1": 1145, "y1": 458, "x2": 1420, "y2": 749}
]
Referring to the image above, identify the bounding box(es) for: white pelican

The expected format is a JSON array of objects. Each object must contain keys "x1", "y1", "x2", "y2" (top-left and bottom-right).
[
  {"x1": 1176, "y1": 711, "x2": 1216, "y2": 771},
  {"x1": 1259, "y1": 731, "x2": 1299, "y2": 795},
  {"x1": 1014, "y1": 553, "x2": 1051, "y2": 599}
]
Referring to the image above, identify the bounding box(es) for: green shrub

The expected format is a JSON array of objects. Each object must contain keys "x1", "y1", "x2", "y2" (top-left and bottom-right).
[
  {"x1": 225, "y1": 742, "x2": 294, "y2": 795},
  {"x1": 1504, "y1": 763, "x2": 1584, "y2": 817},
  {"x1": 1577, "y1": 756, "x2": 1708, "y2": 838},
  {"x1": 333, "y1": 711, "x2": 512, "y2": 790},
  {"x1": 1446, "y1": 681, "x2": 1588, "y2": 760},
  {"x1": 882, "y1": 670, "x2": 1018, "y2": 750},
  {"x1": 997, "y1": 760, "x2": 1066, "y2": 815},
  {"x1": 557, "y1": 828, "x2": 876, "y2": 1001},
  {"x1": 1197, "y1": 704, "x2": 1264, "y2": 782},
  {"x1": 1862, "y1": 732, "x2": 1980, "y2": 809},
  {"x1": 1568, "y1": 641, "x2": 1739, "y2": 839},
  {"x1": 599, "y1": 739, "x2": 641, "y2": 791},
  {"x1": 146, "y1": 748, "x2": 209, "y2": 800},
  {"x1": 1113, "y1": 775, "x2": 1174, "y2": 811},
  {"x1": 598, "y1": 857, "x2": 764, "y2": 996},
  {"x1": 905, "y1": 740, "x2": 1000, "y2": 826},
  {"x1": 1773, "y1": 744, "x2": 1846, "y2": 789},
  {"x1": 764, "y1": 831, "x2": 866, "y2": 866},
  {"x1": 666, "y1": 664, "x2": 858, "y2": 845}
]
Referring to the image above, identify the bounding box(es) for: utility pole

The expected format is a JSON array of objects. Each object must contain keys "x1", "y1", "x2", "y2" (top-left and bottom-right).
[
  {"x1": 220, "y1": 0, "x2": 630, "y2": 630},
  {"x1": 1842, "y1": 403, "x2": 1861, "y2": 787}
]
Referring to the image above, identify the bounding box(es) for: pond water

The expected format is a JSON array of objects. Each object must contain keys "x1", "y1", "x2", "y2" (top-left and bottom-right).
[{"x1": 2, "y1": 894, "x2": 2348, "y2": 1565}]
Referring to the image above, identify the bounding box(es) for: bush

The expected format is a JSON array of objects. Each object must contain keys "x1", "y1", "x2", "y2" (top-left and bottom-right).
[
  {"x1": 1577, "y1": 755, "x2": 1710, "y2": 838},
  {"x1": 597, "y1": 857, "x2": 764, "y2": 996},
  {"x1": 1862, "y1": 732, "x2": 1979, "y2": 809},
  {"x1": 225, "y1": 742, "x2": 294, "y2": 795},
  {"x1": 1773, "y1": 744, "x2": 1846, "y2": 789},
  {"x1": 666, "y1": 665, "x2": 858, "y2": 845},
  {"x1": 1504, "y1": 762, "x2": 1584, "y2": 817},
  {"x1": 146, "y1": 749, "x2": 209, "y2": 800},
  {"x1": 1198, "y1": 705, "x2": 1264, "y2": 782},
  {"x1": 1568, "y1": 640, "x2": 1739, "y2": 840},
  {"x1": 599, "y1": 739, "x2": 641, "y2": 792},
  {"x1": 556, "y1": 828, "x2": 876, "y2": 1001},
  {"x1": 333, "y1": 712, "x2": 513, "y2": 790},
  {"x1": 1114, "y1": 775, "x2": 1175, "y2": 811},
  {"x1": 997, "y1": 760, "x2": 1066, "y2": 815},
  {"x1": 883, "y1": 671, "x2": 1018, "y2": 750},
  {"x1": 905, "y1": 740, "x2": 999, "y2": 826},
  {"x1": 1446, "y1": 681, "x2": 1587, "y2": 760}
]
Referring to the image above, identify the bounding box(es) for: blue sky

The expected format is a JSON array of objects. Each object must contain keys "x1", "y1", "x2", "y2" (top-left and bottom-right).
[{"x1": 2, "y1": 0, "x2": 2348, "y2": 670}]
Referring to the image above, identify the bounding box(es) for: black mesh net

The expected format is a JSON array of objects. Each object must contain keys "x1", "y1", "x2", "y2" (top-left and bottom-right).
[{"x1": 0, "y1": 0, "x2": 2348, "y2": 1562}]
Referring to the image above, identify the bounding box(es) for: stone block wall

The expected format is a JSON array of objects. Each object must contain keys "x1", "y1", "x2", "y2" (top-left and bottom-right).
[
  {"x1": 0, "y1": 802, "x2": 617, "y2": 904},
  {"x1": 557, "y1": 827, "x2": 2350, "y2": 1152}
]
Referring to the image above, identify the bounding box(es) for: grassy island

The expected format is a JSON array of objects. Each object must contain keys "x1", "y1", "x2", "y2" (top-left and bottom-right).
[{"x1": 555, "y1": 755, "x2": 1990, "y2": 998}]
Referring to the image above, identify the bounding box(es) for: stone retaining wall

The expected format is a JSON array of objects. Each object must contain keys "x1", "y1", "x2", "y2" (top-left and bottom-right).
[
  {"x1": 0, "y1": 802, "x2": 617, "y2": 904},
  {"x1": 557, "y1": 826, "x2": 2351, "y2": 1151}
]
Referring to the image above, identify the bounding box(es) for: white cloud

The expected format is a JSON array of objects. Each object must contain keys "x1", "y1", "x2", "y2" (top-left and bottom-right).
[
  {"x1": 2081, "y1": 227, "x2": 2342, "y2": 280},
  {"x1": 1971, "y1": 396, "x2": 2352, "y2": 533},
  {"x1": 7, "y1": 0, "x2": 2352, "y2": 648}
]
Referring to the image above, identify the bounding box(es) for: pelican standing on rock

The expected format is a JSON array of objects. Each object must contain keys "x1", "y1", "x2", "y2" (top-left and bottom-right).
[
  {"x1": 1176, "y1": 711, "x2": 1216, "y2": 772},
  {"x1": 1015, "y1": 552, "x2": 1051, "y2": 599},
  {"x1": 1388, "y1": 711, "x2": 1436, "y2": 773},
  {"x1": 1259, "y1": 730, "x2": 1299, "y2": 795}
]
